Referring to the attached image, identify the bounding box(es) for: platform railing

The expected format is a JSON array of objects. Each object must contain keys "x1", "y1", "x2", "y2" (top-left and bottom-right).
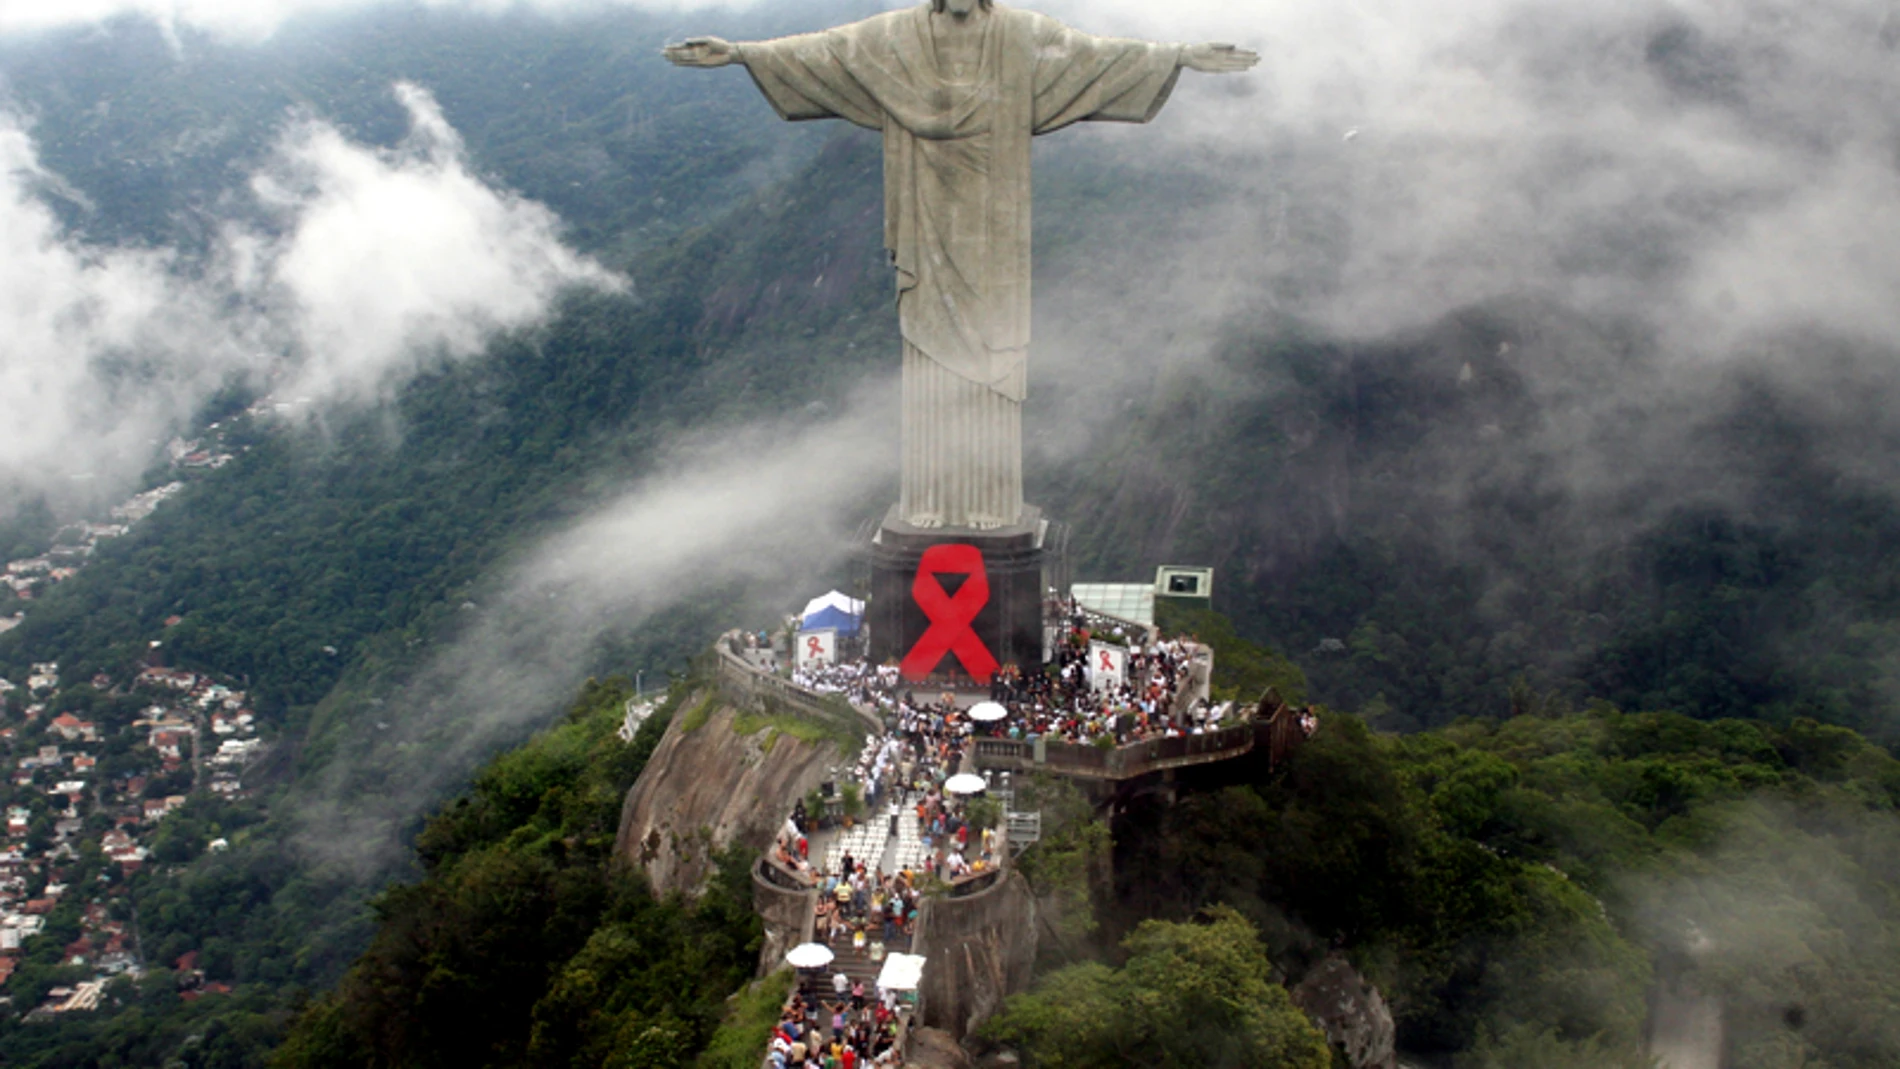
[
  {"x1": 712, "y1": 637, "x2": 883, "y2": 735},
  {"x1": 969, "y1": 720, "x2": 1256, "y2": 781},
  {"x1": 944, "y1": 866, "x2": 1005, "y2": 899},
  {"x1": 756, "y1": 854, "x2": 816, "y2": 892}
]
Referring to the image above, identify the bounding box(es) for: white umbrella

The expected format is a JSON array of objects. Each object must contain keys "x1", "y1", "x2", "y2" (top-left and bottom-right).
[
  {"x1": 944, "y1": 773, "x2": 987, "y2": 796},
  {"x1": 786, "y1": 943, "x2": 835, "y2": 969},
  {"x1": 968, "y1": 702, "x2": 1007, "y2": 722}
]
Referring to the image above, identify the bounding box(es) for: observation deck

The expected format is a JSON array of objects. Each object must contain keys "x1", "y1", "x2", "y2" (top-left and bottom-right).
[{"x1": 968, "y1": 721, "x2": 1258, "y2": 781}]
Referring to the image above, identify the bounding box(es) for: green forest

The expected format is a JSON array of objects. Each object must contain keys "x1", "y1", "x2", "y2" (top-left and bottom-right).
[
  {"x1": 22, "y1": 663, "x2": 1890, "y2": 1067},
  {"x1": 271, "y1": 677, "x2": 767, "y2": 1069},
  {"x1": 0, "y1": 1, "x2": 1898, "y2": 1066},
  {"x1": 1108, "y1": 703, "x2": 1900, "y2": 1067}
]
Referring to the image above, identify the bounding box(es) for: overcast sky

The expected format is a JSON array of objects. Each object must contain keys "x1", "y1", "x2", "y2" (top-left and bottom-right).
[
  {"x1": 0, "y1": 78, "x2": 620, "y2": 500},
  {"x1": 3, "y1": 0, "x2": 1898, "y2": 505},
  {"x1": 0, "y1": 0, "x2": 744, "y2": 40}
]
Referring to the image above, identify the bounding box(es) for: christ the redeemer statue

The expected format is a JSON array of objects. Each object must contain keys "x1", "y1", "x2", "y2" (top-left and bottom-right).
[{"x1": 667, "y1": 1, "x2": 1257, "y2": 530}]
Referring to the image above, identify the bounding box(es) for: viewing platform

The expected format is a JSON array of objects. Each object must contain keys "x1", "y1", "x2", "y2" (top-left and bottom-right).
[
  {"x1": 968, "y1": 720, "x2": 1258, "y2": 781},
  {"x1": 714, "y1": 611, "x2": 1317, "y2": 1064}
]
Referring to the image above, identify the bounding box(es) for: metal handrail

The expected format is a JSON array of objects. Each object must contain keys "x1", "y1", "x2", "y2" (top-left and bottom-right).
[{"x1": 969, "y1": 720, "x2": 1256, "y2": 781}]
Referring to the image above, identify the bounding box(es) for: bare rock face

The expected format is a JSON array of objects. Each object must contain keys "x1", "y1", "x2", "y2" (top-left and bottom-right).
[
  {"x1": 913, "y1": 871, "x2": 1038, "y2": 1039},
  {"x1": 905, "y1": 1027, "x2": 973, "y2": 1069},
  {"x1": 1291, "y1": 953, "x2": 1398, "y2": 1069},
  {"x1": 614, "y1": 694, "x2": 844, "y2": 896}
]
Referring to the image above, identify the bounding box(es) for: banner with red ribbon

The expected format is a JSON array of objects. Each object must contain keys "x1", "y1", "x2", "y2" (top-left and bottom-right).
[
  {"x1": 900, "y1": 543, "x2": 1000, "y2": 682},
  {"x1": 1088, "y1": 641, "x2": 1127, "y2": 691},
  {"x1": 796, "y1": 628, "x2": 836, "y2": 668}
]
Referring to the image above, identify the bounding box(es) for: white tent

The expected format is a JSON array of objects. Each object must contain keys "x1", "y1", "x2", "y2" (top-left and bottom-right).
[
  {"x1": 801, "y1": 590, "x2": 864, "y2": 618},
  {"x1": 876, "y1": 953, "x2": 927, "y2": 992}
]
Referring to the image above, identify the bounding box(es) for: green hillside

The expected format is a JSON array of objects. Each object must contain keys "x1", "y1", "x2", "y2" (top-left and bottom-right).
[{"x1": 0, "y1": 2, "x2": 1898, "y2": 1065}]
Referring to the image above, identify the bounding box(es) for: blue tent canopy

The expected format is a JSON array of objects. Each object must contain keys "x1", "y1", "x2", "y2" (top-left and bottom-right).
[{"x1": 800, "y1": 591, "x2": 864, "y2": 637}]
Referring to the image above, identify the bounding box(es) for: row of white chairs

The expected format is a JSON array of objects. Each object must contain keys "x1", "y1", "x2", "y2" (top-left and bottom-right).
[{"x1": 890, "y1": 808, "x2": 934, "y2": 874}]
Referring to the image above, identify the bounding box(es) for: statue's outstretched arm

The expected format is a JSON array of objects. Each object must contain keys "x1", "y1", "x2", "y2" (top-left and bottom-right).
[
  {"x1": 664, "y1": 37, "x2": 743, "y2": 68},
  {"x1": 1182, "y1": 43, "x2": 1259, "y2": 74}
]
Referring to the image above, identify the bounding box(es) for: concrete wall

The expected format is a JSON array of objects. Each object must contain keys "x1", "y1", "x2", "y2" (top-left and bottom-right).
[
  {"x1": 753, "y1": 859, "x2": 817, "y2": 978},
  {"x1": 614, "y1": 693, "x2": 846, "y2": 897},
  {"x1": 912, "y1": 870, "x2": 1038, "y2": 1040},
  {"x1": 712, "y1": 642, "x2": 882, "y2": 734}
]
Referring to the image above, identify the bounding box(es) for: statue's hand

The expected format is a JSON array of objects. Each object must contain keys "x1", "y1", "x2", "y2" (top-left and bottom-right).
[
  {"x1": 1184, "y1": 43, "x2": 1260, "y2": 74},
  {"x1": 664, "y1": 37, "x2": 738, "y2": 68}
]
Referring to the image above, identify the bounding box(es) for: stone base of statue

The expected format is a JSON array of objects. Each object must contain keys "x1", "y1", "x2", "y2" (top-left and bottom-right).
[{"x1": 864, "y1": 505, "x2": 1063, "y2": 684}]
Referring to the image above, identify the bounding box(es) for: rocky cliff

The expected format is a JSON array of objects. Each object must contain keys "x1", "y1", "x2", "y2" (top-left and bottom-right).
[
  {"x1": 913, "y1": 871, "x2": 1039, "y2": 1040},
  {"x1": 614, "y1": 690, "x2": 855, "y2": 896},
  {"x1": 1291, "y1": 953, "x2": 1398, "y2": 1069}
]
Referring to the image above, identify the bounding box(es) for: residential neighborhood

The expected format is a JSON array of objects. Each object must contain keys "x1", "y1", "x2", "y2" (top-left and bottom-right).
[
  {"x1": 0, "y1": 428, "x2": 270, "y2": 1020},
  {"x1": 0, "y1": 648, "x2": 270, "y2": 1018}
]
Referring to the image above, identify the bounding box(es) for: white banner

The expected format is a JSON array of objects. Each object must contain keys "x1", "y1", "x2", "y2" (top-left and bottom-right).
[
  {"x1": 1088, "y1": 642, "x2": 1127, "y2": 691},
  {"x1": 797, "y1": 629, "x2": 836, "y2": 669}
]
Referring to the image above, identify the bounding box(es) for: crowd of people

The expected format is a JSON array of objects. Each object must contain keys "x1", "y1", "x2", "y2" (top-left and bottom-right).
[
  {"x1": 982, "y1": 625, "x2": 1226, "y2": 746},
  {"x1": 814, "y1": 855, "x2": 920, "y2": 949},
  {"x1": 769, "y1": 707, "x2": 1000, "y2": 894},
  {"x1": 790, "y1": 659, "x2": 892, "y2": 707},
  {"x1": 785, "y1": 632, "x2": 1221, "y2": 753},
  {"x1": 756, "y1": 596, "x2": 1234, "y2": 749},
  {"x1": 768, "y1": 987, "x2": 902, "y2": 1068},
  {"x1": 762, "y1": 726, "x2": 997, "y2": 1069},
  {"x1": 750, "y1": 604, "x2": 1277, "y2": 1069}
]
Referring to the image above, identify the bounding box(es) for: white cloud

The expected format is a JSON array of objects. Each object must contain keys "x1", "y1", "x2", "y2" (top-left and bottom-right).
[
  {"x1": 289, "y1": 390, "x2": 896, "y2": 873},
  {"x1": 0, "y1": 114, "x2": 242, "y2": 488},
  {"x1": 1020, "y1": 0, "x2": 1900, "y2": 356},
  {"x1": 0, "y1": 83, "x2": 620, "y2": 503},
  {"x1": 9, "y1": 0, "x2": 1897, "y2": 365},
  {"x1": 247, "y1": 82, "x2": 624, "y2": 405},
  {"x1": 1678, "y1": 149, "x2": 1900, "y2": 351},
  {"x1": 0, "y1": 0, "x2": 759, "y2": 42}
]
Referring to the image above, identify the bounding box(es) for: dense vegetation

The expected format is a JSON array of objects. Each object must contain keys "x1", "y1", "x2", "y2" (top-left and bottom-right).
[
  {"x1": 982, "y1": 908, "x2": 1332, "y2": 1069},
  {"x1": 2, "y1": 2, "x2": 1900, "y2": 1066},
  {"x1": 1108, "y1": 703, "x2": 1900, "y2": 1067},
  {"x1": 241, "y1": 669, "x2": 1900, "y2": 1069},
  {"x1": 271, "y1": 676, "x2": 764, "y2": 1068}
]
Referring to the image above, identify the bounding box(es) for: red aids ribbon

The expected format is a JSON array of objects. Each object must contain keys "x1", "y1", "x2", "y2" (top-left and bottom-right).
[
  {"x1": 901, "y1": 544, "x2": 999, "y2": 682},
  {"x1": 1099, "y1": 649, "x2": 1114, "y2": 673},
  {"x1": 807, "y1": 636, "x2": 824, "y2": 659}
]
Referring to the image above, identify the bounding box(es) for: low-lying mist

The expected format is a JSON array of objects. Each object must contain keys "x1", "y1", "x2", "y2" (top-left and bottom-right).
[
  {"x1": 287, "y1": 384, "x2": 897, "y2": 875},
  {"x1": 0, "y1": 80, "x2": 619, "y2": 515}
]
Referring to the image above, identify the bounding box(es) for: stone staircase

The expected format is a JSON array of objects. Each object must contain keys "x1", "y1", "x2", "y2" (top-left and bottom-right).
[{"x1": 799, "y1": 932, "x2": 911, "y2": 1005}]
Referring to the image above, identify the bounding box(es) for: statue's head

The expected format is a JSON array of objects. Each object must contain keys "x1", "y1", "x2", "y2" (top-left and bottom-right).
[{"x1": 934, "y1": 0, "x2": 991, "y2": 15}]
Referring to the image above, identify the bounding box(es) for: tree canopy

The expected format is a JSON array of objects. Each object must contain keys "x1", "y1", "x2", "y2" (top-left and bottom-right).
[{"x1": 982, "y1": 907, "x2": 1331, "y2": 1069}]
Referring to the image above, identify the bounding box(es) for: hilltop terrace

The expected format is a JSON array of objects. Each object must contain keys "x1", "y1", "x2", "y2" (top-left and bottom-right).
[
  {"x1": 717, "y1": 602, "x2": 1320, "y2": 1069},
  {"x1": 726, "y1": 600, "x2": 1230, "y2": 749}
]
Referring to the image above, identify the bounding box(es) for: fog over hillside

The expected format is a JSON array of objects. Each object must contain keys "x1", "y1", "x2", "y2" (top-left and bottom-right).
[
  {"x1": 0, "y1": 78, "x2": 619, "y2": 504},
  {"x1": 3, "y1": 0, "x2": 1899, "y2": 839},
  {"x1": 5, "y1": 0, "x2": 1898, "y2": 494},
  {"x1": 0, "y1": 2, "x2": 1896, "y2": 1066}
]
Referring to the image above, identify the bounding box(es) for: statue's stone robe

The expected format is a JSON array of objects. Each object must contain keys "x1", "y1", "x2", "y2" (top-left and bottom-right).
[{"x1": 740, "y1": 5, "x2": 1183, "y2": 526}]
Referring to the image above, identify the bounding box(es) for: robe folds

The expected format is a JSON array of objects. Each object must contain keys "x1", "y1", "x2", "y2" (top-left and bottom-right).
[
  {"x1": 739, "y1": 4, "x2": 1182, "y2": 525},
  {"x1": 741, "y1": 4, "x2": 1184, "y2": 399}
]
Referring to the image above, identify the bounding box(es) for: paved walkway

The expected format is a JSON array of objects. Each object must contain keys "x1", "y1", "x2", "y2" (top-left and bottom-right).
[{"x1": 821, "y1": 803, "x2": 933, "y2": 878}]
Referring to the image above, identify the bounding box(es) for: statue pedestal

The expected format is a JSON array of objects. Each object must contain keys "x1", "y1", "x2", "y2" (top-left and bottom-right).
[{"x1": 865, "y1": 505, "x2": 1059, "y2": 683}]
